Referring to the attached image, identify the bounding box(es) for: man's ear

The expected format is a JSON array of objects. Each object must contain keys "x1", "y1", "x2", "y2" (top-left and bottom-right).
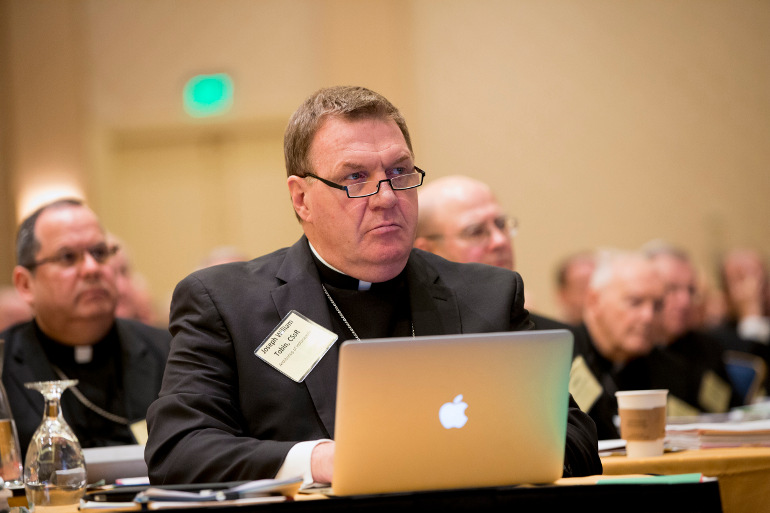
[
  {"x1": 13, "y1": 265, "x2": 35, "y2": 307},
  {"x1": 583, "y1": 288, "x2": 600, "y2": 313},
  {"x1": 287, "y1": 175, "x2": 311, "y2": 222}
]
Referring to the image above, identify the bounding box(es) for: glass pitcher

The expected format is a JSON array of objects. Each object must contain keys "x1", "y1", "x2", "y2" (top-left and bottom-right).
[{"x1": 23, "y1": 380, "x2": 87, "y2": 512}]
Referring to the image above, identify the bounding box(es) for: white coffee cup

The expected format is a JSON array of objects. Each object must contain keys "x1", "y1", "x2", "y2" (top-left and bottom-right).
[{"x1": 615, "y1": 389, "x2": 668, "y2": 458}]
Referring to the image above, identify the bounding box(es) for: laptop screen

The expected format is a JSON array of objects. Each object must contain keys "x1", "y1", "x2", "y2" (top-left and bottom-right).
[{"x1": 332, "y1": 329, "x2": 573, "y2": 496}]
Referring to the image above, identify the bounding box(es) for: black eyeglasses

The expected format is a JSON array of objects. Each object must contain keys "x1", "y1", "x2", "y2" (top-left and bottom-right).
[
  {"x1": 27, "y1": 244, "x2": 119, "y2": 270},
  {"x1": 423, "y1": 216, "x2": 519, "y2": 247},
  {"x1": 304, "y1": 167, "x2": 426, "y2": 198}
]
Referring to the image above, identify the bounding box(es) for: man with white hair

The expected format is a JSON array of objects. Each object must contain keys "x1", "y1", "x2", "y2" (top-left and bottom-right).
[{"x1": 570, "y1": 249, "x2": 665, "y2": 439}]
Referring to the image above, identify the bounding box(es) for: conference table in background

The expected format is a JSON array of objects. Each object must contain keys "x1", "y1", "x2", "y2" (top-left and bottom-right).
[{"x1": 602, "y1": 446, "x2": 770, "y2": 513}]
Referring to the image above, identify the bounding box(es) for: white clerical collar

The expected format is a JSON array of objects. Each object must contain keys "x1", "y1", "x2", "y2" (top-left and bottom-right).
[
  {"x1": 308, "y1": 242, "x2": 372, "y2": 291},
  {"x1": 74, "y1": 345, "x2": 93, "y2": 364}
]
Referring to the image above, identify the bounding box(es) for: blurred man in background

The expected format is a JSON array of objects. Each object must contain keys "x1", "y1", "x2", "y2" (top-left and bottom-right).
[
  {"x1": 2, "y1": 199, "x2": 170, "y2": 455},
  {"x1": 644, "y1": 241, "x2": 742, "y2": 414},
  {"x1": 414, "y1": 174, "x2": 565, "y2": 330},
  {"x1": 108, "y1": 233, "x2": 158, "y2": 327},
  {"x1": 554, "y1": 251, "x2": 596, "y2": 326},
  {"x1": 571, "y1": 249, "x2": 665, "y2": 439},
  {"x1": 711, "y1": 248, "x2": 770, "y2": 390}
]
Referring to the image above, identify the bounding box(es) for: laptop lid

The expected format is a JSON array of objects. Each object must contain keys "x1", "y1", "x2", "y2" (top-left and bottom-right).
[{"x1": 331, "y1": 329, "x2": 574, "y2": 496}]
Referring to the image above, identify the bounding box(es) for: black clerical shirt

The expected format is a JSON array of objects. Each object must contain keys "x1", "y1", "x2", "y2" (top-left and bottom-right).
[
  {"x1": 36, "y1": 322, "x2": 136, "y2": 447},
  {"x1": 312, "y1": 255, "x2": 414, "y2": 342}
]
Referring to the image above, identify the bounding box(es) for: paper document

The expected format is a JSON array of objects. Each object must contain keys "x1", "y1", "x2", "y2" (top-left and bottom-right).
[
  {"x1": 134, "y1": 476, "x2": 303, "y2": 503},
  {"x1": 666, "y1": 418, "x2": 770, "y2": 449}
]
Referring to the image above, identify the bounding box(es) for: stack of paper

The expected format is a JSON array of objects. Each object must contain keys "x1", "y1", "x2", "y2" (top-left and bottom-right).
[{"x1": 665, "y1": 418, "x2": 770, "y2": 450}]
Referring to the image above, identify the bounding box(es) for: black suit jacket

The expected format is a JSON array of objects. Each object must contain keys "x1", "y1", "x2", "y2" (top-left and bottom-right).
[
  {"x1": 647, "y1": 330, "x2": 743, "y2": 412},
  {"x1": 1, "y1": 318, "x2": 170, "y2": 455},
  {"x1": 145, "y1": 237, "x2": 601, "y2": 484}
]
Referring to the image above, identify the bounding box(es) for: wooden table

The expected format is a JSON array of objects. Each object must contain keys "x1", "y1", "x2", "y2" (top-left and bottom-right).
[{"x1": 602, "y1": 446, "x2": 770, "y2": 513}]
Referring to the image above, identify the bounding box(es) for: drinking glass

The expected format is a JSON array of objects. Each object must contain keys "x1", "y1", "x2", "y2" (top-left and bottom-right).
[
  {"x1": 0, "y1": 339, "x2": 24, "y2": 490},
  {"x1": 23, "y1": 380, "x2": 86, "y2": 512}
]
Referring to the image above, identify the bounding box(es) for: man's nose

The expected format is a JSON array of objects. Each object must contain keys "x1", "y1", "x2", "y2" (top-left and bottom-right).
[
  {"x1": 80, "y1": 250, "x2": 103, "y2": 273},
  {"x1": 369, "y1": 179, "x2": 398, "y2": 205},
  {"x1": 640, "y1": 302, "x2": 658, "y2": 323},
  {"x1": 488, "y1": 225, "x2": 510, "y2": 247}
]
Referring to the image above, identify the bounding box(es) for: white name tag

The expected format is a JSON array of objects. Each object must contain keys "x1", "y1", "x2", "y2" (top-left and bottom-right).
[{"x1": 255, "y1": 310, "x2": 338, "y2": 382}]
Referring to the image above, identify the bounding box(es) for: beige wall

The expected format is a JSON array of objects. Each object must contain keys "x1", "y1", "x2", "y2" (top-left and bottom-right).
[{"x1": 2, "y1": 0, "x2": 769, "y2": 322}]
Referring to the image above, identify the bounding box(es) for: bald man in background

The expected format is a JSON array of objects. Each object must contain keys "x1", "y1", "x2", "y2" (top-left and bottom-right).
[{"x1": 414, "y1": 175, "x2": 569, "y2": 330}]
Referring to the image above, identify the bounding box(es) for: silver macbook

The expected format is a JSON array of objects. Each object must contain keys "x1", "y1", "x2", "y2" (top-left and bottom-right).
[{"x1": 332, "y1": 329, "x2": 574, "y2": 496}]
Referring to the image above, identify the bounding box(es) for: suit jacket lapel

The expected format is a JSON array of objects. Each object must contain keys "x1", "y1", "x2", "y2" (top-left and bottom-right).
[
  {"x1": 117, "y1": 321, "x2": 158, "y2": 422},
  {"x1": 267, "y1": 242, "x2": 465, "y2": 437},
  {"x1": 6, "y1": 323, "x2": 57, "y2": 412},
  {"x1": 406, "y1": 252, "x2": 461, "y2": 336},
  {"x1": 271, "y1": 238, "x2": 339, "y2": 437}
]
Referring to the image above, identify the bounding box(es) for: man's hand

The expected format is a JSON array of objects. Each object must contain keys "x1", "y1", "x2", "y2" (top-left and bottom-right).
[{"x1": 310, "y1": 441, "x2": 334, "y2": 484}]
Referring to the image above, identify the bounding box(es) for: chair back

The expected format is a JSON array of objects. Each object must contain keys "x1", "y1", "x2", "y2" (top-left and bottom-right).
[{"x1": 724, "y1": 350, "x2": 767, "y2": 404}]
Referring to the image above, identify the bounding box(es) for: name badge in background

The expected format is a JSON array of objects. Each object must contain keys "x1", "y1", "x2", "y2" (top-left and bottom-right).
[{"x1": 255, "y1": 310, "x2": 338, "y2": 382}]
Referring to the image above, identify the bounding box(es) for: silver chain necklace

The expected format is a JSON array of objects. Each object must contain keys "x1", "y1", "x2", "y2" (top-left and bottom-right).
[
  {"x1": 51, "y1": 364, "x2": 130, "y2": 425},
  {"x1": 321, "y1": 284, "x2": 415, "y2": 340}
]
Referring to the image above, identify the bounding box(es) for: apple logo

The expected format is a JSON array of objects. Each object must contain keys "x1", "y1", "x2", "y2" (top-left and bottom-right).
[{"x1": 438, "y1": 394, "x2": 469, "y2": 429}]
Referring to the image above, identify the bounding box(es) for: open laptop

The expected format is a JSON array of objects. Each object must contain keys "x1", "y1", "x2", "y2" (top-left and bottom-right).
[{"x1": 331, "y1": 329, "x2": 574, "y2": 496}]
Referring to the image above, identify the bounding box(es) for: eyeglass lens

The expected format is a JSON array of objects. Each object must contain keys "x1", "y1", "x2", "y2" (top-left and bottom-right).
[
  {"x1": 34, "y1": 244, "x2": 117, "y2": 268},
  {"x1": 347, "y1": 171, "x2": 423, "y2": 198},
  {"x1": 462, "y1": 216, "x2": 518, "y2": 244}
]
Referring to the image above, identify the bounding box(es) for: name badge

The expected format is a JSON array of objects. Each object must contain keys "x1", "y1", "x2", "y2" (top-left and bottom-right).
[
  {"x1": 569, "y1": 355, "x2": 603, "y2": 413},
  {"x1": 255, "y1": 310, "x2": 338, "y2": 383},
  {"x1": 130, "y1": 420, "x2": 149, "y2": 445}
]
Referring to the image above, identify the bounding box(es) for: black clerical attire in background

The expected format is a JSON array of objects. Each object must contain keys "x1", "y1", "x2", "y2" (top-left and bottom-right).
[
  {"x1": 648, "y1": 330, "x2": 743, "y2": 414},
  {"x1": 571, "y1": 324, "x2": 744, "y2": 441},
  {"x1": 530, "y1": 313, "x2": 572, "y2": 331},
  {"x1": 1, "y1": 319, "x2": 170, "y2": 457},
  {"x1": 710, "y1": 320, "x2": 770, "y2": 393},
  {"x1": 145, "y1": 237, "x2": 602, "y2": 485},
  {"x1": 570, "y1": 324, "x2": 654, "y2": 440}
]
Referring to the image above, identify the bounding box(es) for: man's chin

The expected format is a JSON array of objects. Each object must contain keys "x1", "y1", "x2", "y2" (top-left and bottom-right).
[
  {"x1": 627, "y1": 340, "x2": 653, "y2": 358},
  {"x1": 77, "y1": 301, "x2": 117, "y2": 320},
  {"x1": 358, "y1": 248, "x2": 411, "y2": 281}
]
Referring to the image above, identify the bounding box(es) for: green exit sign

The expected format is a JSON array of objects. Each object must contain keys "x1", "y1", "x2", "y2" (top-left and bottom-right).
[{"x1": 184, "y1": 73, "x2": 233, "y2": 117}]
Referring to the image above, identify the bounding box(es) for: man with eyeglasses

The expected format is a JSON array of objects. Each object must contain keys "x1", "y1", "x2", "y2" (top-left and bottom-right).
[
  {"x1": 643, "y1": 242, "x2": 742, "y2": 412},
  {"x1": 414, "y1": 175, "x2": 572, "y2": 331},
  {"x1": 145, "y1": 86, "x2": 601, "y2": 487},
  {"x1": 1, "y1": 198, "x2": 170, "y2": 457},
  {"x1": 415, "y1": 175, "x2": 516, "y2": 270}
]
